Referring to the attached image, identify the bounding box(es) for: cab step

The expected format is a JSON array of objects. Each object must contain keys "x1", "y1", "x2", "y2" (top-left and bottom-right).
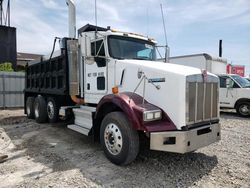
[
  {"x1": 67, "y1": 124, "x2": 90, "y2": 136},
  {"x1": 67, "y1": 106, "x2": 96, "y2": 136}
]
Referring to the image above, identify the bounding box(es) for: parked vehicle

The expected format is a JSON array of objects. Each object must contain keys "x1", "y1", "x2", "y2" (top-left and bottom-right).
[
  {"x1": 24, "y1": 1, "x2": 221, "y2": 165},
  {"x1": 169, "y1": 54, "x2": 250, "y2": 117},
  {"x1": 218, "y1": 74, "x2": 250, "y2": 116}
]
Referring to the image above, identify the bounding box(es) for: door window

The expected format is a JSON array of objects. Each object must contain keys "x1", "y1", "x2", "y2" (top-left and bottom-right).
[
  {"x1": 91, "y1": 40, "x2": 105, "y2": 56},
  {"x1": 219, "y1": 76, "x2": 240, "y2": 88},
  {"x1": 91, "y1": 40, "x2": 106, "y2": 67},
  {"x1": 219, "y1": 76, "x2": 227, "y2": 88}
]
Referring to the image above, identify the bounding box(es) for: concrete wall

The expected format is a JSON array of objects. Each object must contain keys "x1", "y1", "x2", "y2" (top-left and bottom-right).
[{"x1": 0, "y1": 71, "x2": 25, "y2": 108}]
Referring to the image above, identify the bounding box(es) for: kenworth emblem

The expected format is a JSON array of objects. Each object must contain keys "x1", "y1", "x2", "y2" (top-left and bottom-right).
[{"x1": 202, "y1": 69, "x2": 207, "y2": 82}]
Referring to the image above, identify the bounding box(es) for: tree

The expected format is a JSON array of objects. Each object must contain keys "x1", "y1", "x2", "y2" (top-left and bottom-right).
[{"x1": 0, "y1": 62, "x2": 14, "y2": 72}]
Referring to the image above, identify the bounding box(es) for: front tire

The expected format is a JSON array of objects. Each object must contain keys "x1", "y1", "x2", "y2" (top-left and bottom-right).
[
  {"x1": 100, "y1": 112, "x2": 139, "y2": 165},
  {"x1": 236, "y1": 102, "x2": 250, "y2": 117},
  {"x1": 26, "y1": 97, "x2": 35, "y2": 119},
  {"x1": 34, "y1": 96, "x2": 47, "y2": 123}
]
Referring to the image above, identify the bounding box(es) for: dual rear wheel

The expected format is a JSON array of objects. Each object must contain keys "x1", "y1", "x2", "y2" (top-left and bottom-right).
[{"x1": 26, "y1": 96, "x2": 59, "y2": 123}]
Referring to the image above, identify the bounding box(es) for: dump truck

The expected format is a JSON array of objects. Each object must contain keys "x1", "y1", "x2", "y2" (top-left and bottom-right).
[
  {"x1": 168, "y1": 54, "x2": 250, "y2": 117},
  {"x1": 24, "y1": 0, "x2": 221, "y2": 165}
]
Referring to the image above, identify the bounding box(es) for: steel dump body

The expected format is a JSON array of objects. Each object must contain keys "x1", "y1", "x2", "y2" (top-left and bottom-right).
[
  {"x1": 25, "y1": 54, "x2": 69, "y2": 95},
  {"x1": 24, "y1": 38, "x2": 75, "y2": 112}
]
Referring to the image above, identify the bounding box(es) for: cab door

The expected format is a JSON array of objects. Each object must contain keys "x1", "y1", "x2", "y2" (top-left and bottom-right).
[
  {"x1": 219, "y1": 76, "x2": 238, "y2": 108},
  {"x1": 84, "y1": 39, "x2": 108, "y2": 103}
]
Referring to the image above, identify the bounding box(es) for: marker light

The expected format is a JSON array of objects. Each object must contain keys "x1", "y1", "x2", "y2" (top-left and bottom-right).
[
  {"x1": 154, "y1": 111, "x2": 161, "y2": 119},
  {"x1": 112, "y1": 86, "x2": 119, "y2": 94}
]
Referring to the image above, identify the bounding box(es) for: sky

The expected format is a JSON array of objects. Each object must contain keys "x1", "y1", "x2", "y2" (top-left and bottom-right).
[{"x1": 5, "y1": 0, "x2": 250, "y2": 75}]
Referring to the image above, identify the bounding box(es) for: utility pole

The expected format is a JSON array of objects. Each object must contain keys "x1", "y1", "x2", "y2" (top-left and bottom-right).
[
  {"x1": 0, "y1": 0, "x2": 11, "y2": 26},
  {"x1": 0, "y1": 0, "x2": 3, "y2": 25}
]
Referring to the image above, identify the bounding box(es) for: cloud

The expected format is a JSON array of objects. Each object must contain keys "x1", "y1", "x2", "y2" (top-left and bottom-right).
[
  {"x1": 10, "y1": 0, "x2": 67, "y2": 54},
  {"x1": 40, "y1": 0, "x2": 59, "y2": 10}
]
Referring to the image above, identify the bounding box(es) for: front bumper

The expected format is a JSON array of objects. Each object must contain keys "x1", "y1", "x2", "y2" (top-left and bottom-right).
[{"x1": 150, "y1": 123, "x2": 221, "y2": 153}]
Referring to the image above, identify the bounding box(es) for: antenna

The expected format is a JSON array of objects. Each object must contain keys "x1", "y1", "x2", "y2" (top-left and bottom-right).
[
  {"x1": 0, "y1": 0, "x2": 3, "y2": 25},
  {"x1": 6, "y1": 0, "x2": 10, "y2": 26},
  {"x1": 146, "y1": 7, "x2": 149, "y2": 37},
  {"x1": 94, "y1": 0, "x2": 97, "y2": 39},
  {"x1": 160, "y1": 3, "x2": 169, "y2": 62}
]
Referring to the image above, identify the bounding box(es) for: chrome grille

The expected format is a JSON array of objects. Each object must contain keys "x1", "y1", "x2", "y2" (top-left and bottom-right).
[{"x1": 186, "y1": 77, "x2": 219, "y2": 126}]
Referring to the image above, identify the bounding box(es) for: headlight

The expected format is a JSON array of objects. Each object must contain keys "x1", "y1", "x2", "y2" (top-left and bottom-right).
[{"x1": 143, "y1": 110, "x2": 162, "y2": 122}]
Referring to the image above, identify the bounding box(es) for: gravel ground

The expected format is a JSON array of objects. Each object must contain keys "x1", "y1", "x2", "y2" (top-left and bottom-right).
[{"x1": 0, "y1": 109, "x2": 249, "y2": 188}]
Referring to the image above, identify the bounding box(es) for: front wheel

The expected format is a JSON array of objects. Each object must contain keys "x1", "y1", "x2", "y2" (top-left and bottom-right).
[
  {"x1": 236, "y1": 102, "x2": 250, "y2": 117},
  {"x1": 100, "y1": 112, "x2": 139, "y2": 165}
]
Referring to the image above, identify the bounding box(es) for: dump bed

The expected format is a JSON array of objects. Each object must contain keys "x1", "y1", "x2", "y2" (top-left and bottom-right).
[
  {"x1": 25, "y1": 54, "x2": 69, "y2": 95},
  {"x1": 24, "y1": 38, "x2": 71, "y2": 96}
]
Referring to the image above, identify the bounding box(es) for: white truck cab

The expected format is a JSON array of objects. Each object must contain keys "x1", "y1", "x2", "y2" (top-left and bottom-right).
[{"x1": 218, "y1": 74, "x2": 250, "y2": 116}]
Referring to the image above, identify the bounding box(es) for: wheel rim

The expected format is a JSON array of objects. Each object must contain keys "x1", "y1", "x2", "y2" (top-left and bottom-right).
[
  {"x1": 239, "y1": 104, "x2": 250, "y2": 116},
  {"x1": 47, "y1": 101, "x2": 54, "y2": 119},
  {"x1": 104, "y1": 123, "x2": 123, "y2": 155},
  {"x1": 34, "y1": 103, "x2": 39, "y2": 118}
]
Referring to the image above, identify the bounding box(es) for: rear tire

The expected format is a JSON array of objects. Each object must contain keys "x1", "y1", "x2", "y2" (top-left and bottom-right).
[
  {"x1": 34, "y1": 96, "x2": 47, "y2": 123},
  {"x1": 236, "y1": 102, "x2": 250, "y2": 117},
  {"x1": 26, "y1": 97, "x2": 35, "y2": 119},
  {"x1": 100, "y1": 112, "x2": 139, "y2": 165},
  {"x1": 47, "y1": 97, "x2": 59, "y2": 123}
]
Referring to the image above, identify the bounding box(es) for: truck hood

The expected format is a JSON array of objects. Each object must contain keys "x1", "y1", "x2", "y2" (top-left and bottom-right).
[{"x1": 114, "y1": 59, "x2": 218, "y2": 130}]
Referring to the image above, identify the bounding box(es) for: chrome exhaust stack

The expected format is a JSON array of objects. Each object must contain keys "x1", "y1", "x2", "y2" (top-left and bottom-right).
[{"x1": 66, "y1": 0, "x2": 76, "y2": 38}]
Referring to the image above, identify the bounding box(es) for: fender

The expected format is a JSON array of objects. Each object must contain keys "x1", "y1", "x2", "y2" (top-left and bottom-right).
[{"x1": 95, "y1": 92, "x2": 177, "y2": 132}]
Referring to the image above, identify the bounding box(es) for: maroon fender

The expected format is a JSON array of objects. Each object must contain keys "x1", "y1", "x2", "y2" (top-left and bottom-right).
[{"x1": 95, "y1": 92, "x2": 177, "y2": 132}]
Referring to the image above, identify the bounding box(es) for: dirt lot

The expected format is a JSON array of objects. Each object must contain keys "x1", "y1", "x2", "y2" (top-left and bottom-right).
[{"x1": 0, "y1": 109, "x2": 249, "y2": 188}]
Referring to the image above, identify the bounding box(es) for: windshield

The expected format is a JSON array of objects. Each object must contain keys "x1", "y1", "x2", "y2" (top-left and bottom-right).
[
  {"x1": 108, "y1": 35, "x2": 156, "y2": 61},
  {"x1": 231, "y1": 75, "x2": 250, "y2": 88}
]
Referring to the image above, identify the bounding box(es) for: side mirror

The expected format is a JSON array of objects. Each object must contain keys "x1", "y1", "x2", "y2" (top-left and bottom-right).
[
  {"x1": 226, "y1": 78, "x2": 234, "y2": 89},
  {"x1": 80, "y1": 35, "x2": 91, "y2": 57}
]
